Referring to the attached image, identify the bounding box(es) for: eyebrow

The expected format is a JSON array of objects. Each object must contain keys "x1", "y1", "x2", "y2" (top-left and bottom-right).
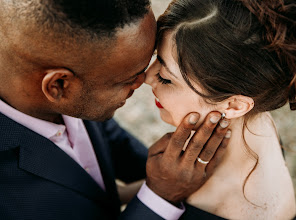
[{"x1": 157, "y1": 55, "x2": 178, "y2": 79}]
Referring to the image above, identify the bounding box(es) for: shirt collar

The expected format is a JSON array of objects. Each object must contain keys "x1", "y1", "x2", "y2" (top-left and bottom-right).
[{"x1": 0, "y1": 99, "x2": 66, "y2": 139}]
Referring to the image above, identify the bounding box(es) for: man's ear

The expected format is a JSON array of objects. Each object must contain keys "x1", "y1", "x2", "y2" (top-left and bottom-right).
[
  {"x1": 41, "y1": 68, "x2": 74, "y2": 103},
  {"x1": 219, "y1": 95, "x2": 254, "y2": 119}
]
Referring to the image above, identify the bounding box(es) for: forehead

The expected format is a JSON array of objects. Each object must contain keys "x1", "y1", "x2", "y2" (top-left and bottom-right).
[
  {"x1": 157, "y1": 32, "x2": 181, "y2": 75},
  {"x1": 2, "y1": 7, "x2": 156, "y2": 85},
  {"x1": 91, "y1": 10, "x2": 156, "y2": 83},
  {"x1": 157, "y1": 31, "x2": 205, "y2": 93}
]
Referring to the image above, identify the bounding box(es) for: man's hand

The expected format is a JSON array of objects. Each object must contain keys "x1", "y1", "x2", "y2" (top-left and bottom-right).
[{"x1": 146, "y1": 112, "x2": 231, "y2": 204}]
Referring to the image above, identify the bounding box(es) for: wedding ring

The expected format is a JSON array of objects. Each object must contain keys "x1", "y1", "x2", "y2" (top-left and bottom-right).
[{"x1": 197, "y1": 157, "x2": 209, "y2": 165}]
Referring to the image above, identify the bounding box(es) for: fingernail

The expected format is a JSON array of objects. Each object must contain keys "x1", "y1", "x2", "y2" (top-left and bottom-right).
[
  {"x1": 189, "y1": 114, "x2": 199, "y2": 125},
  {"x1": 210, "y1": 115, "x2": 221, "y2": 124},
  {"x1": 219, "y1": 120, "x2": 229, "y2": 128},
  {"x1": 225, "y1": 130, "x2": 231, "y2": 138}
]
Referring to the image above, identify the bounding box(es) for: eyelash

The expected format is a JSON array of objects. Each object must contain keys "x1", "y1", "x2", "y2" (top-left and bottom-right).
[{"x1": 156, "y1": 73, "x2": 171, "y2": 85}]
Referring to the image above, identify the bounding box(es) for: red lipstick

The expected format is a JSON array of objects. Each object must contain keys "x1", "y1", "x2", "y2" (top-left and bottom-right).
[{"x1": 155, "y1": 98, "x2": 164, "y2": 109}]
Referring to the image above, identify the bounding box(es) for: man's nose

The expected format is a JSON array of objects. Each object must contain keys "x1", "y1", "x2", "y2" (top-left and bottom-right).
[
  {"x1": 144, "y1": 68, "x2": 157, "y2": 88},
  {"x1": 144, "y1": 60, "x2": 158, "y2": 88},
  {"x1": 144, "y1": 70, "x2": 152, "y2": 85},
  {"x1": 130, "y1": 73, "x2": 145, "y2": 90}
]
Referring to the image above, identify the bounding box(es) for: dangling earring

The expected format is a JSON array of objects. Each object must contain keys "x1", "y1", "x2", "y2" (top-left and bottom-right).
[{"x1": 221, "y1": 112, "x2": 226, "y2": 119}]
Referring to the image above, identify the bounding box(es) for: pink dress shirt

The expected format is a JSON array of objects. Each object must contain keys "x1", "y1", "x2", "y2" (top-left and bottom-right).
[
  {"x1": 0, "y1": 99, "x2": 184, "y2": 219},
  {"x1": 0, "y1": 99, "x2": 105, "y2": 190}
]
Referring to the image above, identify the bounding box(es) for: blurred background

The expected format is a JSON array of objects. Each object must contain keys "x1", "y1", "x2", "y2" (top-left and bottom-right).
[{"x1": 115, "y1": 0, "x2": 296, "y2": 198}]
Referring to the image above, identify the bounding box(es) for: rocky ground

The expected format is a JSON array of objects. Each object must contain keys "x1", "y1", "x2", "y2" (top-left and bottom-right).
[{"x1": 115, "y1": 0, "x2": 296, "y2": 198}]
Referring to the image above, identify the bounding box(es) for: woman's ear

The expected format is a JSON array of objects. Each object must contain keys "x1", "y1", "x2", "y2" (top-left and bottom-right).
[
  {"x1": 41, "y1": 68, "x2": 75, "y2": 103},
  {"x1": 219, "y1": 95, "x2": 254, "y2": 119}
]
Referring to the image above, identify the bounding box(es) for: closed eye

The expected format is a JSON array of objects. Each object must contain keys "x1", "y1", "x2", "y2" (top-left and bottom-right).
[{"x1": 156, "y1": 73, "x2": 171, "y2": 84}]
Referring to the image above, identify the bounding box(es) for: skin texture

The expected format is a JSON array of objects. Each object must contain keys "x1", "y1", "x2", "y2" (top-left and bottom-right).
[
  {"x1": 145, "y1": 33, "x2": 216, "y2": 126},
  {"x1": 145, "y1": 31, "x2": 296, "y2": 218},
  {"x1": 146, "y1": 112, "x2": 231, "y2": 203},
  {"x1": 0, "y1": 2, "x2": 232, "y2": 205},
  {"x1": 145, "y1": 32, "x2": 254, "y2": 125},
  {"x1": 0, "y1": 9, "x2": 156, "y2": 123}
]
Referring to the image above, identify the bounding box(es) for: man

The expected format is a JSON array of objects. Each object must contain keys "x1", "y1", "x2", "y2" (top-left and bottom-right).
[{"x1": 0, "y1": 0, "x2": 230, "y2": 219}]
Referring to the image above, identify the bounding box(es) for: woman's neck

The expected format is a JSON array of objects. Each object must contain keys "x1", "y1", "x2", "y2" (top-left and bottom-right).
[
  {"x1": 220, "y1": 112, "x2": 277, "y2": 173},
  {"x1": 187, "y1": 112, "x2": 295, "y2": 219}
]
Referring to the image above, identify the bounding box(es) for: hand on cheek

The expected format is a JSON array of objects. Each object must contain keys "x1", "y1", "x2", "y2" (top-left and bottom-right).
[{"x1": 146, "y1": 111, "x2": 231, "y2": 204}]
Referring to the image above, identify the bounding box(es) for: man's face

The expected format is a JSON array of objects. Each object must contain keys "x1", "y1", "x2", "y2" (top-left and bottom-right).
[
  {"x1": 67, "y1": 10, "x2": 157, "y2": 121},
  {"x1": 1, "y1": 9, "x2": 156, "y2": 122}
]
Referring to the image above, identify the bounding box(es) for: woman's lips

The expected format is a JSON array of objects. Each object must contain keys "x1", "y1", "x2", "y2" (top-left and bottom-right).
[
  {"x1": 155, "y1": 97, "x2": 164, "y2": 109},
  {"x1": 152, "y1": 91, "x2": 164, "y2": 109}
]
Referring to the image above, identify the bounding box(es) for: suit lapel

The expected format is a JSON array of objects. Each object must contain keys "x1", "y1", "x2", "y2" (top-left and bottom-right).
[
  {"x1": 0, "y1": 113, "x2": 107, "y2": 203},
  {"x1": 84, "y1": 120, "x2": 121, "y2": 212}
]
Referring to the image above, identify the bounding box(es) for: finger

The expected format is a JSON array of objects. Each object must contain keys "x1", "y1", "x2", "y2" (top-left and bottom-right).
[
  {"x1": 148, "y1": 132, "x2": 172, "y2": 156},
  {"x1": 181, "y1": 112, "x2": 222, "y2": 165},
  {"x1": 205, "y1": 130, "x2": 231, "y2": 176},
  {"x1": 165, "y1": 112, "x2": 200, "y2": 158},
  {"x1": 197, "y1": 118, "x2": 231, "y2": 164}
]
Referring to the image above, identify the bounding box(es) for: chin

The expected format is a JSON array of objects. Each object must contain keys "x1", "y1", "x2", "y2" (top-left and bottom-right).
[
  {"x1": 79, "y1": 110, "x2": 115, "y2": 122},
  {"x1": 160, "y1": 114, "x2": 178, "y2": 127},
  {"x1": 95, "y1": 112, "x2": 115, "y2": 122}
]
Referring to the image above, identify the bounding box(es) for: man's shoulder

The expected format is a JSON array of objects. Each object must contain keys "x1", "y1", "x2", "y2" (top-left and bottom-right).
[{"x1": 0, "y1": 112, "x2": 31, "y2": 150}]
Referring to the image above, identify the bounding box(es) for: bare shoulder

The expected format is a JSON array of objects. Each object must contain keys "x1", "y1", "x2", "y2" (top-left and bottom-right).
[
  {"x1": 186, "y1": 112, "x2": 296, "y2": 219},
  {"x1": 242, "y1": 137, "x2": 296, "y2": 219},
  {"x1": 187, "y1": 169, "x2": 295, "y2": 220},
  {"x1": 187, "y1": 155, "x2": 296, "y2": 219},
  {"x1": 242, "y1": 167, "x2": 296, "y2": 219}
]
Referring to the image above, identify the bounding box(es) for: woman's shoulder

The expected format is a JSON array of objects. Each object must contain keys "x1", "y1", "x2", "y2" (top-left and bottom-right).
[
  {"x1": 243, "y1": 142, "x2": 296, "y2": 219},
  {"x1": 242, "y1": 158, "x2": 296, "y2": 219},
  {"x1": 239, "y1": 112, "x2": 296, "y2": 218},
  {"x1": 186, "y1": 112, "x2": 296, "y2": 219},
  {"x1": 186, "y1": 172, "x2": 295, "y2": 220}
]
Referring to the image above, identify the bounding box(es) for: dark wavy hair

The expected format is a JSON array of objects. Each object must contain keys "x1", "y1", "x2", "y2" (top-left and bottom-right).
[
  {"x1": 157, "y1": 0, "x2": 296, "y2": 205},
  {"x1": 158, "y1": 0, "x2": 296, "y2": 112}
]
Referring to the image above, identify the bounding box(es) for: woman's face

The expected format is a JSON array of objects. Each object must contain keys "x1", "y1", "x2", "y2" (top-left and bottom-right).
[{"x1": 145, "y1": 32, "x2": 216, "y2": 127}]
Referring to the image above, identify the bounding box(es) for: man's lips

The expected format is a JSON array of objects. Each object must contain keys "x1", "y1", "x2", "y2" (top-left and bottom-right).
[{"x1": 155, "y1": 97, "x2": 164, "y2": 109}]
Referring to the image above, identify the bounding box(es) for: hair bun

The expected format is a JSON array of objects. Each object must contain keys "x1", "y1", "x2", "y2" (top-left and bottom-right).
[
  {"x1": 240, "y1": 0, "x2": 296, "y2": 110},
  {"x1": 239, "y1": 0, "x2": 296, "y2": 51}
]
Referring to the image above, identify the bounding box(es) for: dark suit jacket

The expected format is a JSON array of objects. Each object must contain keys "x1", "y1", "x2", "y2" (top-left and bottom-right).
[{"x1": 0, "y1": 113, "x2": 164, "y2": 220}]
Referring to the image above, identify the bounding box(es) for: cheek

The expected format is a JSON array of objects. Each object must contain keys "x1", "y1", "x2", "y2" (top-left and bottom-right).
[
  {"x1": 159, "y1": 92, "x2": 196, "y2": 125},
  {"x1": 170, "y1": 105, "x2": 199, "y2": 126},
  {"x1": 93, "y1": 84, "x2": 131, "y2": 101},
  {"x1": 165, "y1": 93, "x2": 214, "y2": 126}
]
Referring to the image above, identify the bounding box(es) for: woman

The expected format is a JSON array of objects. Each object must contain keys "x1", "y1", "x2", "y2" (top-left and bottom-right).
[{"x1": 145, "y1": 0, "x2": 296, "y2": 219}]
